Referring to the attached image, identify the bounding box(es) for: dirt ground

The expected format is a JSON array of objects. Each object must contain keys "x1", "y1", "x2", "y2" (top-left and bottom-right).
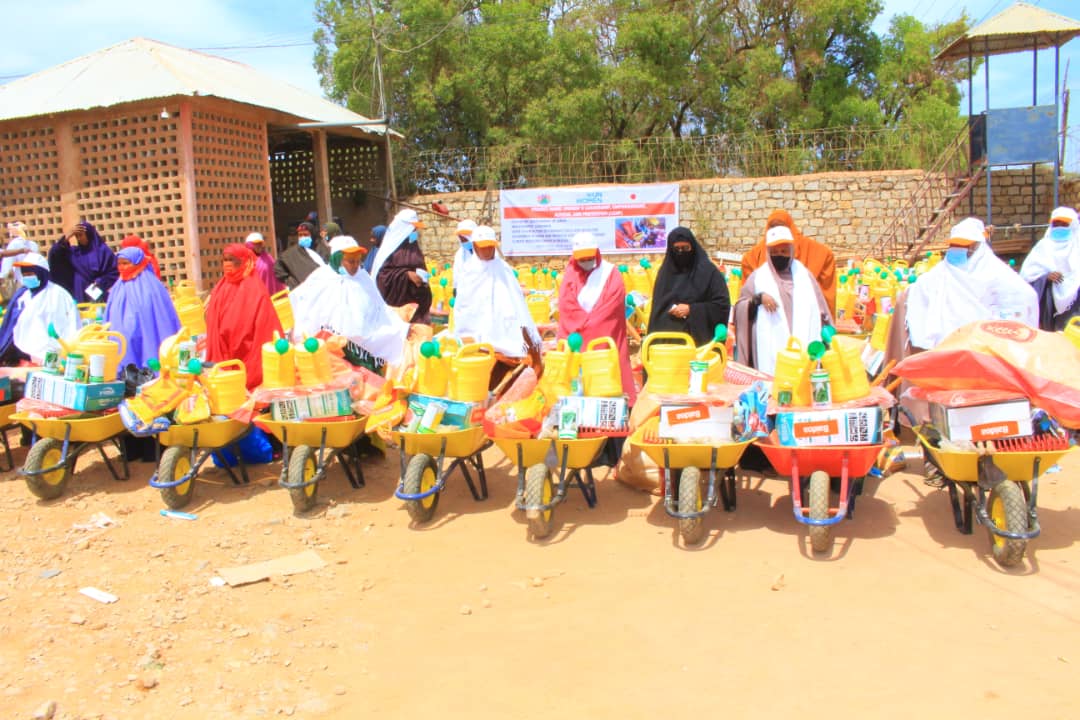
[{"x1": 1, "y1": 433, "x2": 1078, "y2": 720}]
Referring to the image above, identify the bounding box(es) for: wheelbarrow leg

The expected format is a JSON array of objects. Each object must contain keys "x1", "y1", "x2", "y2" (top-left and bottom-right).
[
  {"x1": 575, "y1": 468, "x2": 598, "y2": 508},
  {"x1": 719, "y1": 467, "x2": 737, "y2": 512},
  {"x1": 97, "y1": 439, "x2": 129, "y2": 481},
  {"x1": 945, "y1": 479, "x2": 976, "y2": 534}
]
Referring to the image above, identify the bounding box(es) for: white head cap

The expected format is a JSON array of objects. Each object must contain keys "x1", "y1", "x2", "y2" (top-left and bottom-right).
[
  {"x1": 456, "y1": 219, "x2": 477, "y2": 236},
  {"x1": 473, "y1": 225, "x2": 498, "y2": 247},
  {"x1": 765, "y1": 226, "x2": 794, "y2": 246},
  {"x1": 948, "y1": 218, "x2": 985, "y2": 247},
  {"x1": 329, "y1": 235, "x2": 362, "y2": 255},
  {"x1": 14, "y1": 252, "x2": 48, "y2": 271},
  {"x1": 394, "y1": 208, "x2": 425, "y2": 229},
  {"x1": 571, "y1": 231, "x2": 599, "y2": 253},
  {"x1": 245, "y1": 231, "x2": 264, "y2": 244},
  {"x1": 1050, "y1": 207, "x2": 1079, "y2": 225}
]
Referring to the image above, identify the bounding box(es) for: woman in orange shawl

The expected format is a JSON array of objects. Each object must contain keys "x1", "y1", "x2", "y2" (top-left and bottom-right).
[
  {"x1": 205, "y1": 244, "x2": 283, "y2": 389},
  {"x1": 740, "y1": 210, "x2": 836, "y2": 314}
]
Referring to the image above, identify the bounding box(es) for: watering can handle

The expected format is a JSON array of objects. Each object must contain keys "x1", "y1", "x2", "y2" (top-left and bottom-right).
[
  {"x1": 1068, "y1": 317, "x2": 1080, "y2": 331},
  {"x1": 457, "y1": 342, "x2": 495, "y2": 358},
  {"x1": 784, "y1": 336, "x2": 803, "y2": 352},
  {"x1": 211, "y1": 359, "x2": 247, "y2": 375},
  {"x1": 585, "y1": 336, "x2": 616, "y2": 352},
  {"x1": 271, "y1": 289, "x2": 289, "y2": 302}
]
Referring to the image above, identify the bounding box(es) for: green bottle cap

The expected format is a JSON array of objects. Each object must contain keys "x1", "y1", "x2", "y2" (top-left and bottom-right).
[
  {"x1": 821, "y1": 325, "x2": 837, "y2": 343},
  {"x1": 420, "y1": 341, "x2": 439, "y2": 358},
  {"x1": 187, "y1": 358, "x2": 203, "y2": 375},
  {"x1": 714, "y1": 324, "x2": 728, "y2": 342},
  {"x1": 274, "y1": 338, "x2": 290, "y2": 354},
  {"x1": 440, "y1": 277, "x2": 448, "y2": 287},
  {"x1": 567, "y1": 332, "x2": 583, "y2": 352},
  {"x1": 147, "y1": 358, "x2": 161, "y2": 372},
  {"x1": 303, "y1": 337, "x2": 319, "y2": 353}
]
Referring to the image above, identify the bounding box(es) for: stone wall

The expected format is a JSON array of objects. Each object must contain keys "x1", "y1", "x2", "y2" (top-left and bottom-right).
[{"x1": 408, "y1": 168, "x2": 1079, "y2": 269}]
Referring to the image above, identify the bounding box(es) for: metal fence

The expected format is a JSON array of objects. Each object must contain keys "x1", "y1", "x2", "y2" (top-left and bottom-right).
[{"x1": 401, "y1": 125, "x2": 962, "y2": 193}]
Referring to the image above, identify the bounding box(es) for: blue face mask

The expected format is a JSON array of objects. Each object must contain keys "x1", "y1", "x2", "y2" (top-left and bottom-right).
[
  {"x1": 338, "y1": 266, "x2": 349, "y2": 276},
  {"x1": 460, "y1": 240, "x2": 473, "y2": 253},
  {"x1": 408, "y1": 231, "x2": 419, "y2": 244},
  {"x1": 299, "y1": 236, "x2": 312, "y2": 248},
  {"x1": 1050, "y1": 227, "x2": 1072, "y2": 243},
  {"x1": 945, "y1": 247, "x2": 969, "y2": 267},
  {"x1": 21, "y1": 274, "x2": 40, "y2": 289}
]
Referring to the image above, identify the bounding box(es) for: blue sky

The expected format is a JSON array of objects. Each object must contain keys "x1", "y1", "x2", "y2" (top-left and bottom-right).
[{"x1": 1, "y1": 0, "x2": 1077, "y2": 168}]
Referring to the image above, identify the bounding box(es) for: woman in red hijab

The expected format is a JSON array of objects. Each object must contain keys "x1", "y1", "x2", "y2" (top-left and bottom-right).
[
  {"x1": 205, "y1": 244, "x2": 282, "y2": 389},
  {"x1": 120, "y1": 235, "x2": 161, "y2": 279}
]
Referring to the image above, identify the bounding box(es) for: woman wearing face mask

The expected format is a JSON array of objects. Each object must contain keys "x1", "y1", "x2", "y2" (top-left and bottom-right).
[
  {"x1": 273, "y1": 222, "x2": 329, "y2": 290},
  {"x1": 647, "y1": 226, "x2": 730, "y2": 345},
  {"x1": 363, "y1": 225, "x2": 386, "y2": 275},
  {"x1": 0, "y1": 253, "x2": 79, "y2": 365},
  {"x1": 1020, "y1": 207, "x2": 1080, "y2": 330},
  {"x1": 558, "y1": 231, "x2": 636, "y2": 404},
  {"x1": 369, "y1": 208, "x2": 432, "y2": 323},
  {"x1": 734, "y1": 226, "x2": 831, "y2": 374},
  {"x1": 451, "y1": 219, "x2": 478, "y2": 297},
  {"x1": 290, "y1": 235, "x2": 411, "y2": 370}
]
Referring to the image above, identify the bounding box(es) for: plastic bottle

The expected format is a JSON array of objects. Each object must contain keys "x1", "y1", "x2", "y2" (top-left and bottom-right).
[{"x1": 43, "y1": 324, "x2": 63, "y2": 374}]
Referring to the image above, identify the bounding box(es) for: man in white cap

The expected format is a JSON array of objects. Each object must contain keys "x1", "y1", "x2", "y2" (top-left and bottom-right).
[
  {"x1": 245, "y1": 231, "x2": 285, "y2": 295},
  {"x1": 734, "y1": 224, "x2": 831, "y2": 374},
  {"x1": 369, "y1": 208, "x2": 432, "y2": 323},
  {"x1": 557, "y1": 231, "x2": 635, "y2": 403},
  {"x1": 451, "y1": 218, "x2": 478, "y2": 296},
  {"x1": 0, "y1": 252, "x2": 79, "y2": 364},
  {"x1": 453, "y1": 225, "x2": 541, "y2": 388}
]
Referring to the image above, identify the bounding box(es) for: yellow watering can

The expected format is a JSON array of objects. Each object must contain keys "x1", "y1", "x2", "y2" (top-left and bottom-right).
[
  {"x1": 820, "y1": 336, "x2": 871, "y2": 403},
  {"x1": 261, "y1": 333, "x2": 296, "y2": 389},
  {"x1": 172, "y1": 280, "x2": 198, "y2": 301},
  {"x1": 271, "y1": 289, "x2": 294, "y2": 332},
  {"x1": 59, "y1": 330, "x2": 127, "y2": 381},
  {"x1": 204, "y1": 359, "x2": 248, "y2": 415},
  {"x1": 539, "y1": 339, "x2": 577, "y2": 397},
  {"x1": 449, "y1": 343, "x2": 495, "y2": 402},
  {"x1": 642, "y1": 331, "x2": 696, "y2": 395},
  {"x1": 1065, "y1": 317, "x2": 1080, "y2": 350},
  {"x1": 76, "y1": 303, "x2": 105, "y2": 323},
  {"x1": 526, "y1": 294, "x2": 551, "y2": 325},
  {"x1": 696, "y1": 325, "x2": 729, "y2": 385},
  {"x1": 174, "y1": 295, "x2": 207, "y2": 337},
  {"x1": 295, "y1": 337, "x2": 332, "y2": 386},
  {"x1": 581, "y1": 336, "x2": 624, "y2": 397},
  {"x1": 415, "y1": 340, "x2": 451, "y2": 397},
  {"x1": 869, "y1": 312, "x2": 892, "y2": 352},
  {"x1": 771, "y1": 336, "x2": 812, "y2": 407}
]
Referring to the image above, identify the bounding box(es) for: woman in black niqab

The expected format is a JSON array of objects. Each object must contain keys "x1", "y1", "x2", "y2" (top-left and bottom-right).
[{"x1": 647, "y1": 226, "x2": 730, "y2": 345}]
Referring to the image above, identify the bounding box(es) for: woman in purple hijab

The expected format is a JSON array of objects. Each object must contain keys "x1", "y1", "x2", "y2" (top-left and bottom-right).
[
  {"x1": 103, "y1": 246, "x2": 181, "y2": 375},
  {"x1": 47, "y1": 221, "x2": 119, "y2": 302},
  {"x1": 245, "y1": 232, "x2": 286, "y2": 295}
]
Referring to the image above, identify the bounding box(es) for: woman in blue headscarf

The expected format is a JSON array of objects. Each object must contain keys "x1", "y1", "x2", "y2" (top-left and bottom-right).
[
  {"x1": 363, "y1": 225, "x2": 387, "y2": 274},
  {"x1": 0, "y1": 253, "x2": 79, "y2": 364},
  {"x1": 103, "y1": 247, "x2": 181, "y2": 375},
  {"x1": 47, "y1": 221, "x2": 119, "y2": 303}
]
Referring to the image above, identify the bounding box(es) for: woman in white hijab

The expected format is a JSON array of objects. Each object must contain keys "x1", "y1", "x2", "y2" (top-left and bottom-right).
[
  {"x1": 452, "y1": 226, "x2": 541, "y2": 388},
  {"x1": 289, "y1": 236, "x2": 410, "y2": 368},
  {"x1": 0, "y1": 253, "x2": 79, "y2": 364},
  {"x1": 1019, "y1": 206, "x2": 1080, "y2": 330}
]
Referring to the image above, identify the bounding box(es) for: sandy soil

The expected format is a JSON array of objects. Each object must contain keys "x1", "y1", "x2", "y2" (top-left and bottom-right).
[{"x1": 1, "y1": 432, "x2": 1078, "y2": 720}]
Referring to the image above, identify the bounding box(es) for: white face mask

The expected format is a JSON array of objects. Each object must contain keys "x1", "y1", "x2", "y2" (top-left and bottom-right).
[{"x1": 578, "y1": 258, "x2": 597, "y2": 272}]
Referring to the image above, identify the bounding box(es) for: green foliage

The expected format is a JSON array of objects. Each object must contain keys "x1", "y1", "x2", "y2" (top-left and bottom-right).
[{"x1": 313, "y1": 0, "x2": 973, "y2": 189}]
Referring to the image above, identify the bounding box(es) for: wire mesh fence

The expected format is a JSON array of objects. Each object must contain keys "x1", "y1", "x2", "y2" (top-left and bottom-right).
[{"x1": 400, "y1": 124, "x2": 963, "y2": 194}]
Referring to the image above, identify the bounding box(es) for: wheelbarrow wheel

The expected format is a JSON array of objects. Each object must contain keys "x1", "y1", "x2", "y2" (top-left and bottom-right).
[
  {"x1": 524, "y1": 463, "x2": 555, "y2": 539},
  {"x1": 808, "y1": 471, "x2": 832, "y2": 553},
  {"x1": 988, "y1": 480, "x2": 1027, "y2": 568},
  {"x1": 288, "y1": 445, "x2": 319, "y2": 514},
  {"x1": 678, "y1": 467, "x2": 704, "y2": 546},
  {"x1": 24, "y1": 437, "x2": 70, "y2": 500},
  {"x1": 403, "y1": 453, "x2": 439, "y2": 524},
  {"x1": 158, "y1": 446, "x2": 194, "y2": 510}
]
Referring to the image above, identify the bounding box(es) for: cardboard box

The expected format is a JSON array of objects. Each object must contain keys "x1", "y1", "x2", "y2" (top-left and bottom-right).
[
  {"x1": 558, "y1": 396, "x2": 628, "y2": 430},
  {"x1": 24, "y1": 372, "x2": 125, "y2": 412},
  {"x1": 270, "y1": 388, "x2": 354, "y2": 422},
  {"x1": 775, "y1": 406, "x2": 882, "y2": 447},
  {"x1": 658, "y1": 403, "x2": 733, "y2": 442},
  {"x1": 407, "y1": 393, "x2": 487, "y2": 429},
  {"x1": 928, "y1": 399, "x2": 1032, "y2": 442}
]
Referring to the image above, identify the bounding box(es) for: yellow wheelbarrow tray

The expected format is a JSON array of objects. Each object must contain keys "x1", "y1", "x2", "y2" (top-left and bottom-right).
[
  {"x1": 149, "y1": 418, "x2": 254, "y2": 510},
  {"x1": 914, "y1": 424, "x2": 1075, "y2": 568},
  {"x1": 392, "y1": 425, "x2": 492, "y2": 525},
  {"x1": 491, "y1": 435, "x2": 610, "y2": 539},
  {"x1": 629, "y1": 421, "x2": 754, "y2": 546},
  {"x1": 255, "y1": 414, "x2": 370, "y2": 514},
  {"x1": 12, "y1": 411, "x2": 129, "y2": 501}
]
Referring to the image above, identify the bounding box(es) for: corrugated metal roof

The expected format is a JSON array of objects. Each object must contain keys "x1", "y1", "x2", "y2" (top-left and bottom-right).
[
  {"x1": 0, "y1": 37, "x2": 393, "y2": 136},
  {"x1": 937, "y1": 2, "x2": 1080, "y2": 61}
]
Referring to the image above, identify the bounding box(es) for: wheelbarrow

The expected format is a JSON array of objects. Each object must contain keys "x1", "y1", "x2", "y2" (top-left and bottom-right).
[
  {"x1": 756, "y1": 439, "x2": 884, "y2": 554},
  {"x1": 914, "y1": 425, "x2": 1074, "y2": 568},
  {"x1": 257, "y1": 414, "x2": 369, "y2": 514},
  {"x1": 393, "y1": 425, "x2": 490, "y2": 524},
  {"x1": 490, "y1": 434, "x2": 609, "y2": 539},
  {"x1": 148, "y1": 417, "x2": 252, "y2": 509},
  {"x1": 629, "y1": 418, "x2": 753, "y2": 546},
  {"x1": 13, "y1": 410, "x2": 129, "y2": 500}
]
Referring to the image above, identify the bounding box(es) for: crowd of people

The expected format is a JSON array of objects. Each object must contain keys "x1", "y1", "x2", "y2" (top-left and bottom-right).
[{"x1": 2, "y1": 203, "x2": 1077, "y2": 453}]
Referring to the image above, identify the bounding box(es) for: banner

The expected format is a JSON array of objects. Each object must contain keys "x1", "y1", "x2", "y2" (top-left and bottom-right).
[{"x1": 499, "y1": 183, "x2": 679, "y2": 256}]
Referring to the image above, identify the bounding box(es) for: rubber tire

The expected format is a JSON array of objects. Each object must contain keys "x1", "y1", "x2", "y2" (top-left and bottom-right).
[
  {"x1": 677, "y1": 467, "x2": 705, "y2": 546},
  {"x1": 808, "y1": 470, "x2": 832, "y2": 553},
  {"x1": 24, "y1": 437, "x2": 70, "y2": 500},
  {"x1": 403, "y1": 453, "x2": 439, "y2": 524},
  {"x1": 524, "y1": 463, "x2": 555, "y2": 539},
  {"x1": 288, "y1": 445, "x2": 319, "y2": 514},
  {"x1": 987, "y1": 480, "x2": 1028, "y2": 568},
  {"x1": 158, "y1": 446, "x2": 194, "y2": 510}
]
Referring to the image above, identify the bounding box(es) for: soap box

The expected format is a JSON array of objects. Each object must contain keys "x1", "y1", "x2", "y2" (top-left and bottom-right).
[
  {"x1": 775, "y1": 406, "x2": 882, "y2": 447},
  {"x1": 24, "y1": 372, "x2": 125, "y2": 412}
]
